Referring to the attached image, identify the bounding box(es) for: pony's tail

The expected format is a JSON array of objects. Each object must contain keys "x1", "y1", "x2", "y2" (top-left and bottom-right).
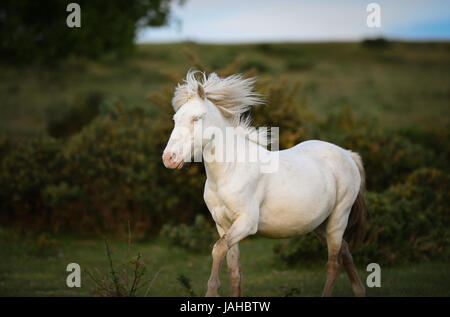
[{"x1": 344, "y1": 151, "x2": 368, "y2": 250}]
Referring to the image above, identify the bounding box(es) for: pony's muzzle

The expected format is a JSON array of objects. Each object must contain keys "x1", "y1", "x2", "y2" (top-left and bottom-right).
[{"x1": 162, "y1": 151, "x2": 184, "y2": 169}]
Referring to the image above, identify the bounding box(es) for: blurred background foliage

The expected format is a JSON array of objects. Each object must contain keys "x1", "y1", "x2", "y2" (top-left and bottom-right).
[
  {"x1": 0, "y1": 45, "x2": 448, "y2": 265},
  {"x1": 0, "y1": 0, "x2": 175, "y2": 64},
  {"x1": 0, "y1": 2, "x2": 448, "y2": 266}
]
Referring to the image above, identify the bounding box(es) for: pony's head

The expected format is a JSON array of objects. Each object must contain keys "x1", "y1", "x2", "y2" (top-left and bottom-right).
[{"x1": 162, "y1": 70, "x2": 263, "y2": 169}]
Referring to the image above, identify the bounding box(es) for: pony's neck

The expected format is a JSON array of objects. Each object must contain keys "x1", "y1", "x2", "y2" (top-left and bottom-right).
[
  {"x1": 202, "y1": 126, "x2": 268, "y2": 184},
  {"x1": 202, "y1": 118, "x2": 234, "y2": 183},
  {"x1": 203, "y1": 141, "x2": 229, "y2": 184},
  {"x1": 202, "y1": 101, "x2": 270, "y2": 182}
]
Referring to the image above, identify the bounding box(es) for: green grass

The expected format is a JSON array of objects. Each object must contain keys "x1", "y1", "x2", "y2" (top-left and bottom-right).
[
  {"x1": 0, "y1": 233, "x2": 448, "y2": 297},
  {"x1": 0, "y1": 42, "x2": 449, "y2": 137}
]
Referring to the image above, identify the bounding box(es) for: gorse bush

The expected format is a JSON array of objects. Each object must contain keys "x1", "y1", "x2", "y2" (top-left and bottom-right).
[
  {"x1": 285, "y1": 59, "x2": 314, "y2": 71},
  {"x1": 273, "y1": 234, "x2": 324, "y2": 266},
  {"x1": 361, "y1": 37, "x2": 391, "y2": 49},
  {"x1": 0, "y1": 136, "x2": 65, "y2": 229},
  {"x1": 239, "y1": 56, "x2": 270, "y2": 73},
  {"x1": 56, "y1": 104, "x2": 157, "y2": 234},
  {"x1": 161, "y1": 215, "x2": 218, "y2": 252},
  {"x1": 47, "y1": 91, "x2": 104, "y2": 138},
  {"x1": 0, "y1": 228, "x2": 61, "y2": 258},
  {"x1": 0, "y1": 102, "x2": 207, "y2": 234},
  {"x1": 362, "y1": 168, "x2": 449, "y2": 263},
  {"x1": 314, "y1": 107, "x2": 440, "y2": 191}
]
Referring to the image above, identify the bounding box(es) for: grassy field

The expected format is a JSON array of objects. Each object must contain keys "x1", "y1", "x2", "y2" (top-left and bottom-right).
[
  {"x1": 0, "y1": 232, "x2": 449, "y2": 297},
  {"x1": 1, "y1": 42, "x2": 449, "y2": 137},
  {"x1": 0, "y1": 42, "x2": 449, "y2": 297}
]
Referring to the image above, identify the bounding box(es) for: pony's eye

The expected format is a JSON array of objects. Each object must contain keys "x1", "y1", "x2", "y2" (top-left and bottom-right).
[{"x1": 192, "y1": 117, "x2": 200, "y2": 122}]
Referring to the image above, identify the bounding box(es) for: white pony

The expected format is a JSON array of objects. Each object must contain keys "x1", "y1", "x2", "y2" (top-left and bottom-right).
[{"x1": 162, "y1": 70, "x2": 367, "y2": 297}]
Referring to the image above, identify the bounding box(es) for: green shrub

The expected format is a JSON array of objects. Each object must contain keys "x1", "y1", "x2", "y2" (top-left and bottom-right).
[
  {"x1": 285, "y1": 59, "x2": 314, "y2": 71},
  {"x1": 252, "y1": 77, "x2": 314, "y2": 150},
  {"x1": 0, "y1": 102, "x2": 208, "y2": 235},
  {"x1": 59, "y1": 102, "x2": 207, "y2": 234},
  {"x1": 256, "y1": 44, "x2": 304, "y2": 58},
  {"x1": 47, "y1": 91, "x2": 104, "y2": 138},
  {"x1": 397, "y1": 126, "x2": 449, "y2": 170},
  {"x1": 0, "y1": 229, "x2": 61, "y2": 258},
  {"x1": 239, "y1": 56, "x2": 270, "y2": 73},
  {"x1": 361, "y1": 37, "x2": 391, "y2": 49},
  {"x1": 361, "y1": 168, "x2": 449, "y2": 263},
  {"x1": 0, "y1": 135, "x2": 11, "y2": 160},
  {"x1": 273, "y1": 234, "x2": 324, "y2": 265},
  {"x1": 160, "y1": 215, "x2": 218, "y2": 252},
  {"x1": 0, "y1": 136, "x2": 65, "y2": 229},
  {"x1": 314, "y1": 107, "x2": 438, "y2": 191}
]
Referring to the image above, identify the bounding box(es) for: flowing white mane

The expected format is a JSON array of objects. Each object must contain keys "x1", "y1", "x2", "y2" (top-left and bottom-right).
[
  {"x1": 172, "y1": 70, "x2": 270, "y2": 146},
  {"x1": 172, "y1": 70, "x2": 264, "y2": 115}
]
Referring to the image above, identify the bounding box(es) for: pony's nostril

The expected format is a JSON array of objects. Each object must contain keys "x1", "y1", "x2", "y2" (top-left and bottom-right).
[
  {"x1": 171, "y1": 153, "x2": 176, "y2": 161},
  {"x1": 163, "y1": 152, "x2": 173, "y2": 165}
]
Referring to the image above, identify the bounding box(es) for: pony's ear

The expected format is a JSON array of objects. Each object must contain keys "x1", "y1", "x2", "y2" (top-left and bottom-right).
[{"x1": 197, "y1": 84, "x2": 206, "y2": 100}]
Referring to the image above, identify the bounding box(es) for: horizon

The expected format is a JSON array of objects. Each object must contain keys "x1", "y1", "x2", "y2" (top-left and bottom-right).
[{"x1": 135, "y1": 37, "x2": 450, "y2": 45}]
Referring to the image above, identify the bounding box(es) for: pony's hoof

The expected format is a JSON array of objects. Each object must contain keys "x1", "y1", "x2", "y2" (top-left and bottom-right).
[
  {"x1": 355, "y1": 291, "x2": 366, "y2": 297},
  {"x1": 205, "y1": 292, "x2": 220, "y2": 297}
]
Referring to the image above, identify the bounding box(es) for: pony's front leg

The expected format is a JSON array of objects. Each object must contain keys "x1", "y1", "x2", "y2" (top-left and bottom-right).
[
  {"x1": 227, "y1": 244, "x2": 242, "y2": 297},
  {"x1": 205, "y1": 215, "x2": 257, "y2": 297},
  {"x1": 216, "y1": 225, "x2": 242, "y2": 297}
]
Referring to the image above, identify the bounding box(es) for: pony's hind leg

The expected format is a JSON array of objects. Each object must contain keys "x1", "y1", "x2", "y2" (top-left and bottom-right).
[
  {"x1": 322, "y1": 236, "x2": 343, "y2": 297},
  {"x1": 340, "y1": 240, "x2": 365, "y2": 297},
  {"x1": 320, "y1": 207, "x2": 350, "y2": 297},
  {"x1": 315, "y1": 228, "x2": 343, "y2": 296},
  {"x1": 315, "y1": 228, "x2": 366, "y2": 297}
]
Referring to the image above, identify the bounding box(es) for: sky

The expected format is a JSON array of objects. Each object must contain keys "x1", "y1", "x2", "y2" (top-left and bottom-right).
[{"x1": 137, "y1": 0, "x2": 450, "y2": 43}]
